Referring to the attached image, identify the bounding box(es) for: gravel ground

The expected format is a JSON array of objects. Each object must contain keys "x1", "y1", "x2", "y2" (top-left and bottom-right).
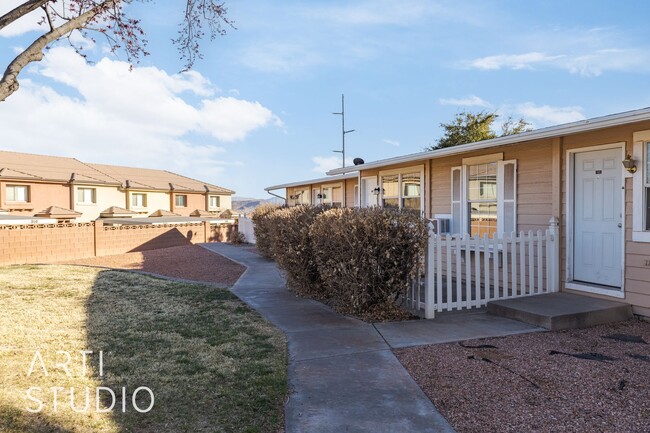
[
  {"x1": 63, "y1": 245, "x2": 246, "y2": 286},
  {"x1": 395, "y1": 319, "x2": 650, "y2": 433}
]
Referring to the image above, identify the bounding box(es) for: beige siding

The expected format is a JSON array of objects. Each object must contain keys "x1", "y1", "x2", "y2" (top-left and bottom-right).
[{"x1": 345, "y1": 178, "x2": 358, "y2": 207}]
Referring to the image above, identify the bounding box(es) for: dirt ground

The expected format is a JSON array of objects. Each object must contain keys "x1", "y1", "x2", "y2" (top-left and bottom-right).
[
  {"x1": 63, "y1": 244, "x2": 246, "y2": 286},
  {"x1": 395, "y1": 319, "x2": 650, "y2": 433}
]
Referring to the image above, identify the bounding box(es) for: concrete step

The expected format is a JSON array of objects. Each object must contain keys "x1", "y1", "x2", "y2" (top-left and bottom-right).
[{"x1": 487, "y1": 292, "x2": 633, "y2": 331}]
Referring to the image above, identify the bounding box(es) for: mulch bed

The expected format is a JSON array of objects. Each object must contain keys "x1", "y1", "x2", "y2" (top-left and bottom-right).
[
  {"x1": 63, "y1": 244, "x2": 246, "y2": 286},
  {"x1": 395, "y1": 320, "x2": 650, "y2": 433}
]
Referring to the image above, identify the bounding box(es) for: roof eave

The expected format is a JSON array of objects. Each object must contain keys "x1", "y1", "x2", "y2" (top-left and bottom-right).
[
  {"x1": 326, "y1": 106, "x2": 650, "y2": 175},
  {"x1": 265, "y1": 172, "x2": 359, "y2": 192}
]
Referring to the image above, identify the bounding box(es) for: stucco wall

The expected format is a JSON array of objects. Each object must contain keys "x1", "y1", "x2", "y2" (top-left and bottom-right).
[
  {"x1": 73, "y1": 184, "x2": 125, "y2": 221},
  {"x1": 1, "y1": 181, "x2": 70, "y2": 216},
  {"x1": 128, "y1": 190, "x2": 170, "y2": 216}
]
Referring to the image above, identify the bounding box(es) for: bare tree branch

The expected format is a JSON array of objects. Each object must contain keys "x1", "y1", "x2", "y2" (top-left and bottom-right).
[
  {"x1": 0, "y1": 0, "x2": 232, "y2": 102},
  {"x1": 0, "y1": 0, "x2": 48, "y2": 31},
  {"x1": 0, "y1": 1, "x2": 117, "y2": 101}
]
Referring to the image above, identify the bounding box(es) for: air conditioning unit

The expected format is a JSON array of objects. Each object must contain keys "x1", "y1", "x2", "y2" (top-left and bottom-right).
[{"x1": 430, "y1": 218, "x2": 451, "y2": 234}]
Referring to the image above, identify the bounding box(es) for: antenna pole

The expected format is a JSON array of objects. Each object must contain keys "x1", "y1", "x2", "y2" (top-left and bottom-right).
[{"x1": 332, "y1": 93, "x2": 354, "y2": 168}]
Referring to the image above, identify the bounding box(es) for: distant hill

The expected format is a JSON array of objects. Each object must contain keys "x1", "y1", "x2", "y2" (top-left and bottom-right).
[{"x1": 232, "y1": 196, "x2": 283, "y2": 215}]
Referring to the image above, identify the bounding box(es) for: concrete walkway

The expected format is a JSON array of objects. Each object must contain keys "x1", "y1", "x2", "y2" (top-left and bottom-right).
[{"x1": 201, "y1": 243, "x2": 541, "y2": 433}]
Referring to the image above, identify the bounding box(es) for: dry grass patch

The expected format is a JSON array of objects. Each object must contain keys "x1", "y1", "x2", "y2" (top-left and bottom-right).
[{"x1": 0, "y1": 265, "x2": 287, "y2": 433}]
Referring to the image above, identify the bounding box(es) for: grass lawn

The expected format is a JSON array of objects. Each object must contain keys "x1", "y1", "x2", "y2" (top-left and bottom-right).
[{"x1": 0, "y1": 265, "x2": 287, "y2": 433}]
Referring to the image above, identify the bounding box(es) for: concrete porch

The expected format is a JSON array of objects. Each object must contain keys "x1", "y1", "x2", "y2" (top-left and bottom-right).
[{"x1": 487, "y1": 292, "x2": 633, "y2": 331}]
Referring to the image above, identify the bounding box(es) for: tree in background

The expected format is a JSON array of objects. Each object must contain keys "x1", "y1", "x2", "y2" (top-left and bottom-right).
[
  {"x1": 0, "y1": 1, "x2": 232, "y2": 101},
  {"x1": 428, "y1": 111, "x2": 531, "y2": 150}
]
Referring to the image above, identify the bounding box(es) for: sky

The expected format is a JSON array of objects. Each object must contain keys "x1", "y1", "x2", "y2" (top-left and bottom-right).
[{"x1": 1, "y1": 1, "x2": 650, "y2": 198}]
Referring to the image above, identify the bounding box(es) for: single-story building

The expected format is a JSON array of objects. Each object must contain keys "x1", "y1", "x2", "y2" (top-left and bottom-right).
[
  {"x1": 266, "y1": 173, "x2": 359, "y2": 208},
  {"x1": 267, "y1": 107, "x2": 650, "y2": 318}
]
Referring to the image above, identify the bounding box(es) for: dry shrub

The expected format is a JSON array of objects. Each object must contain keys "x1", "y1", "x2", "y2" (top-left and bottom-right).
[
  {"x1": 311, "y1": 207, "x2": 427, "y2": 320},
  {"x1": 267, "y1": 206, "x2": 328, "y2": 296},
  {"x1": 251, "y1": 203, "x2": 281, "y2": 257}
]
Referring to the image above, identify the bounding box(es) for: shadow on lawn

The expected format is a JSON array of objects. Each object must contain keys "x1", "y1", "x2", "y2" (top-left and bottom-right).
[
  {"x1": 84, "y1": 269, "x2": 287, "y2": 433},
  {"x1": 0, "y1": 405, "x2": 73, "y2": 433}
]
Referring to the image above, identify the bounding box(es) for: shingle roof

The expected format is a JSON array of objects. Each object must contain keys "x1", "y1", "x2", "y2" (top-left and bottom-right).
[{"x1": 0, "y1": 150, "x2": 234, "y2": 194}]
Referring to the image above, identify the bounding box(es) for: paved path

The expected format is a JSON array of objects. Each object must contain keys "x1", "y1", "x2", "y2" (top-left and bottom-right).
[{"x1": 201, "y1": 243, "x2": 541, "y2": 433}]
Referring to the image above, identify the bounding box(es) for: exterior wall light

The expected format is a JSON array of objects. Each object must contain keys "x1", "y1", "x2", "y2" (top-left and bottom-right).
[
  {"x1": 622, "y1": 154, "x2": 637, "y2": 173},
  {"x1": 372, "y1": 187, "x2": 382, "y2": 195}
]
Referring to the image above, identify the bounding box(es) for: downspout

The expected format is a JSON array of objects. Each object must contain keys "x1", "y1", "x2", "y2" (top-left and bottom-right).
[
  {"x1": 169, "y1": 182, "x2": 175, "y2": 212},
  {"x1": 265, "y1": 189, "x2": 286, "y2": 203},
  {"x1": 69, "y1": 172, "x2": 76, "y2": 211}
]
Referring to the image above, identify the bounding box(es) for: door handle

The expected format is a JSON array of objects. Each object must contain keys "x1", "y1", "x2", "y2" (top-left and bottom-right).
[{"x1": 618, "y1": 223, "x2": 622, "y2": 228}]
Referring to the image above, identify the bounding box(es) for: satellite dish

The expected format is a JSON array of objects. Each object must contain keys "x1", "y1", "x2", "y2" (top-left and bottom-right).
[{"x1": 353, "y1": 158, "x2": 365, "y2": 166}]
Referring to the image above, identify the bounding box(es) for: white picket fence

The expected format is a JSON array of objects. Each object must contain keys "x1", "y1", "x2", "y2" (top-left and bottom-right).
[{"x1": 407, "y1": 218, "x2": 560, "y2": 319}]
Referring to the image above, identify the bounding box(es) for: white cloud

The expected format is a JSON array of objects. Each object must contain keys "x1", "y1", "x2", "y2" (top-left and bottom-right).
[
  {"x1": 382, "y1": 139, "x2": 400, "y2": 147},
  {"x1": 0, "y1": 46, "x2": 280, "y2": 184},
  {"x1": 464, "y1": 27, "x2": 650, "y2": 77},
  {"x1": 512, "y1": 103, "x2": 586, "y2": 127},
  {"x1": 466, "y1": 52, "x2": 564, "y2": 71},
  {"x1": 0, "y1": 1, "x2": 44, "y2": 37},
  {"x1": 439, "y1": 95, "x2": 492, "y2": 108},
  {"x1": 311, "y1": 156, "x2": 354, "y2": 173}
]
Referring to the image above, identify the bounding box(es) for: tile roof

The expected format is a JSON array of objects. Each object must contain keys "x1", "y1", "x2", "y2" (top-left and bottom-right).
[
  {"x1": 149, "y1": 209, "x2": 181, "y2": 217},
  {"x1": 100, "y1": 206, "x2": 138, "y2": 217},
  {"x1": 0, "y1": 151, "x2": 119, "y2": 184},
  {"x1": 88, "y1": 163, "x2": 234, "y2": 194},
  {"x1": 34, "y1": 206, "x2": 82, "y2": 218},
  {"x1": 0, "y1": 150, "x2": 234, "y2": 194}
]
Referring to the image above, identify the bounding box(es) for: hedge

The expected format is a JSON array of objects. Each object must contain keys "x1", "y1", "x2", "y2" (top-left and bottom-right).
[{"x1": 252, "y1": 205, "x2": 428, "y2": 320}]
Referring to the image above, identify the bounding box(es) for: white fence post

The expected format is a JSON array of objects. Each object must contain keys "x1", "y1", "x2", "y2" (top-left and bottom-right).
[
  {"x1": 546, "y1": 217, "x2": 560, "y2": 292},
  {"x1": 425, "y1": 222, "x2": 436, "y2": 319}
]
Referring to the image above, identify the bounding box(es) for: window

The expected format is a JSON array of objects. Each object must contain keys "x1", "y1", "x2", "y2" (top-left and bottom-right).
[
  {"x1": 6, "y1": 185, "x2": 29, "y2": 202},
  {"x1": 452, "y1": 158, "x2": 516, "y2": 237},
  {"x1": 379, "y1": 168, "x2": 423, "y2": 213},
  {"x1": 175, "y1": 194, "x2": 187, "y2": 207},
  {"x1": 468, "y1": 163, "x2": 498, "y2": 238},
  {"x1": 332, "y1": 187, "x2": 343, "y2": 207},
  {"x1": 77, "y1": 187, "x2": 96, "y2": 204},
  {"x1": 209, "y1": 195, "x2": 220, "y2": 208},
  {"x1": 381, "y1": 174, "x2": 399, "y2": 208},
  {"x1": 132, "y1": 193, "x2": 147, "y2": 207},
  {"x1": 321, "y1": 187, "x2": 332, "y2": 204}
]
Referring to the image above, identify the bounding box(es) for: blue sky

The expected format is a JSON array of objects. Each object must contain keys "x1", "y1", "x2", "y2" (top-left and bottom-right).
[{"x1": 1, "y1": 1, "x2": 650, "y2": 198}]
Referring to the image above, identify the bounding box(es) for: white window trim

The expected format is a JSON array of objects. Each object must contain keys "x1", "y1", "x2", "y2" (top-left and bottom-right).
[
  {"x1": 452, "y1": 159, "x2": 516, "y2": 236},
  {"x1": 209, "y1": 195, "x2": 221, "y2": 209},
  {"x1": 314, "y1": 182, "x2": 343, "y2": 206},
  {"x1": 6, "y1": 184, "x2": 29, "y2": 202},
  {"x1": 132, "y1": 193, "x2": 147, "y2": 208},
  {"x1": 76, "y1": 187, "x2": 97, "y2": 205},
  {"x1": 633, "y1": 130, "x2": 650, "y2": 242},
  {"x1": 378, "y1": 165, "x2": 425, "y2": 214},
  {"x1": 175, "y1": 194, "x2": 188, "y2": 207}
]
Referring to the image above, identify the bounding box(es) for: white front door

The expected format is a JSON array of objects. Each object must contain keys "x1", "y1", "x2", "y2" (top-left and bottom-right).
[
  {"x1": 573, "y1": 148, "x2": 623, "y2": 287},
  {"x1": 361, "y1": 177, "x2": 378, "y2": 207},
  {"x1": 312, "y1": 189, "x2": 320, "y2": 205}
]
